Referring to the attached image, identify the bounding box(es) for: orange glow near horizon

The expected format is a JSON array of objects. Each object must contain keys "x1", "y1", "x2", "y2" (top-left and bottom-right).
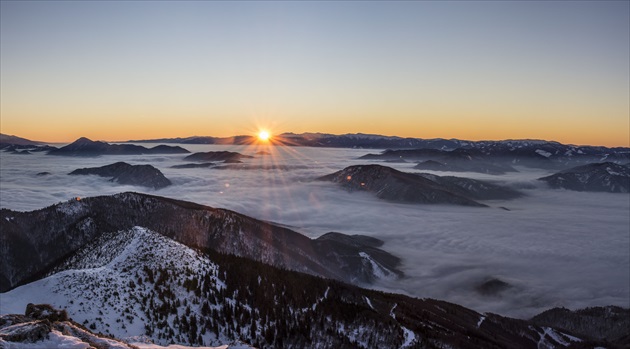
[
  {"x1": 0, "y1": 111, "x2": 628, "y2": 147},
  {"x1": 1, "y1": 122, "x2": 628, "y2": 148}
]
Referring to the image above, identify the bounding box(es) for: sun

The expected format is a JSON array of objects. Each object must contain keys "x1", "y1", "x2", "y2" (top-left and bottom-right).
[{"x1": 258, "y1": 130, "x2": 271, "y2": 141}]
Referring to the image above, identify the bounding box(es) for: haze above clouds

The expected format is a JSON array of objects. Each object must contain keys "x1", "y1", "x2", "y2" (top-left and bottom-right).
[{"x1": 1, "y1": 144, "x2": 628, "y2": 319}]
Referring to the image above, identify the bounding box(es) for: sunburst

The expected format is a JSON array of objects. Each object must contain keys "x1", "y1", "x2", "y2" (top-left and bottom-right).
[{"x1": 258, "y1": 130, "x2": 271, "y2": 141}]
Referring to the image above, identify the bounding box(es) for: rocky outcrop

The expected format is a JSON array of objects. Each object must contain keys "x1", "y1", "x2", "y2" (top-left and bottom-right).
[
  {"x1": 0, "y1": 304, "x2": 135, "y2": 348},
  {"x1": 69, "y1": 162, "x2": 172, "y2": 189},
  {"x1": 25, "y1": 303, "x2": 68, "y2": 322}
]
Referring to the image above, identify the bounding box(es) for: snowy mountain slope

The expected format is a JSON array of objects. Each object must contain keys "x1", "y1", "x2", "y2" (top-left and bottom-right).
[
  {"x1": 0, "y1": 192, "x2": 402, "y2": 292},
  {"x1": 1, "y1": 227, "x2": 589, "y2": 349},
  {"x1": 539, "y1": 162, "x2": 630, "y2": 193},
  {"x1": 2, "y1": 227, "x2": 232, "y2": 346},
  {"x1": 359, "y1": 142, "x2": 630, "y2": 171},
  {"x1": 531, "y1": 306, "x2": 630, "y2": 343}
]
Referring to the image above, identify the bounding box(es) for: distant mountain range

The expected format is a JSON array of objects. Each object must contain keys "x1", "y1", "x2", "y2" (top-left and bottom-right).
[
  {"x1": 0, "y1": 134, "x2": 44, "y2": 146},
  {"x1": 539, "y1": 162, "x2": 630, "y2": 193},
  {"x1": 124, "y1": 132, "x2": 628, "y2": 152},
  {"x1": 0, "y1": 134, "x2": 55, "y2": 154},
  {"x1": 2, "y1": 133, "x2": 629, "y2": 171},
  {"x1": 125, "y1": 133, "x2": 630, "y2": 171},
  {"x1": 48, "y1": 137, "x2": 190, "y2": 156},
  {"x1": 359, "y1": 143, "x2": 630, "y2": 171}
]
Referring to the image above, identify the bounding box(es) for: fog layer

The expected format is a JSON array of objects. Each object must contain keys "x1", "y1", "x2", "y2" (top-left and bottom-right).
[{"x1": 1, "y1": 144, "x2": 628, "y2": 318}]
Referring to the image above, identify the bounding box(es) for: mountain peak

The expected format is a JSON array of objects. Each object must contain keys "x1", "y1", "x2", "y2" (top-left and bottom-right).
[{"x1": 73, "y1": 136, "x2": 96, "y2": 144}]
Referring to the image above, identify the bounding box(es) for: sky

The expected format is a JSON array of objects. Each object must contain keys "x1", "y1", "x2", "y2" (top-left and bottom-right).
[{"x1": 1, "y1": 1, "x2": 629, "y2": 146}]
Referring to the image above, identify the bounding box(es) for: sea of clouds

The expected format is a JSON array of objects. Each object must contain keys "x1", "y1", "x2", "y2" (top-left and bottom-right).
[{"x1": 1, "y1": 143, "x2": 628, "y2": 318}]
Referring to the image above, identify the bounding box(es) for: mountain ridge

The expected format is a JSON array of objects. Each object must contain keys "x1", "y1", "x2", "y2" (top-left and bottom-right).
[
  {"x1": 69, "y1": 162, "x2": 173, "y2": 189},
  {"x1": 0, "y1": 133, "x2": 44, "y2": 146},
  {"x1": 122, "y1": 132, "x2": 629, "y2": 150},
  {"x1": 318, "y1": 164, "x2": 522, "y2": 206},
  {"x1": 539, "y1": 162, "x2": 630, "y2": 193},
  {"x1": 46, "y1": 137, "x2": 190, "y2": 156},
  {"x1": 0, "y1": 192, "x2": 402, "y2": 293}
]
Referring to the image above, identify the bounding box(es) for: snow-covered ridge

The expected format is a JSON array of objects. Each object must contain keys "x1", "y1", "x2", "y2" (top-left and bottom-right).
[
  {"x1": 1, "y1": 191, "x2": 404, "y2": 294},
  {"x1": 1, "y1": 227, "x2": 419, "y2": 348},
  {"x1": 1, "y1": 227, "x2": 224, "y2": 346}
]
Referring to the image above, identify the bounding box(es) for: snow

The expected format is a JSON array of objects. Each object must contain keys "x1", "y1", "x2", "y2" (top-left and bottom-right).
[
  {"x1": 0, "y1": 227, "x2": 223, "y2": 345},
  {"x1": 389, "y1": 304, "x2": 397, "y2": 319},
  {"x1": 55, "y1": 199, "x2": 86, "y2": 216},
  {"x1": 544, "y1": 326, "x2": 582, "y2": 346},
  {"x1": 0, "y1": 330, "x2": 92, "y2": 349},
  {"x1": 311, "y1": 287, "x2": 330, "y2": 311},
  {"x1": 532, "y1": 326, "x2": 582, "y2": 348},
  {"x1": 364, "y1": 296, "x2": 374, "y2": 310},
  {"x1": 401, "y1": 326, "x2": 416, "y2": 348},
  {"x1": 358, "y1": 252, "x2": 396, "y2": 280},
  {"x1": 476, "y1": 315, "x2": 485, "y2": 328},
  {"x1": 535, "y1": 149, "x2": 552, "y2": 158},
  {"x1": 133, "y1": 343, "x2": 252, "y2": 349},
  {"x1": 606, "y1": 167, "x2": 621, "y2": 176}
]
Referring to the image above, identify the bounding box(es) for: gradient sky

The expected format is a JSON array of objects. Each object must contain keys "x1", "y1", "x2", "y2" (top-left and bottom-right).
[{"x1": 1, "y1": 1, "x2": 628, "y2": 146}]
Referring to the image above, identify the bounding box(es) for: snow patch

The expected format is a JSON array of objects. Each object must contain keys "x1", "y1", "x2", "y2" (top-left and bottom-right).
[
  {"x1": 401, "y1": 326, "x2": 416, "y2": 348},
  {"x1": 390, "y1": 304, "x2": 397, "y2": 319},
  {"x1": 364, "y1": 296, "x2": 374, "y2": 310},
  {"x1": 606, "y1": 167, "x2": 621, "y2": 176},
  {"x1": 358, "y1": 252, "x2": 396, "y2": 280},
  {"x1": 535, "y1": 149, "x2": 552, "y2": 158},
  {"x1": 0, "y1": 330, "x2": 91, "y2": 349},
  {"x1": 533, "y1": 326, "x2": 582, "y2": 348},
  {"x1": 477, "y1": 315, "x2": 486, "y2": 328}
]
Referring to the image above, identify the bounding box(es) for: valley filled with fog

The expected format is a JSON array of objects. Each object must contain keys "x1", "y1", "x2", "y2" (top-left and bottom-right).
[{"x1": 1, "y1": 143, "x2": 628, "y2": 319}]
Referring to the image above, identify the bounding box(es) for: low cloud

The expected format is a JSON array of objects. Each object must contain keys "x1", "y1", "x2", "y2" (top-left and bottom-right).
[{"x1": 1, "y1": 144, "x2": 628, "y2": 318}]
